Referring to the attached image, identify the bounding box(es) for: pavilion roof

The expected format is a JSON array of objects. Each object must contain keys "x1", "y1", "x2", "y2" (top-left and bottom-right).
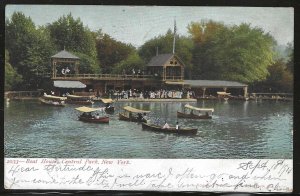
[
  {"x1": 54, "y1": 80, "x2": 86, "y2": 88},
  {"x1": 184, "y1": 80, "x2": 247, "y2": 88},
  {"x1": 51, "y1": 50, "x2": 80, "y2": 59}
]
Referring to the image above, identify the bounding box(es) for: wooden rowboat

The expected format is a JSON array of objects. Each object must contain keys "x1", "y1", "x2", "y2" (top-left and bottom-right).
[
  {"x1": 119, "y1": 113, "x2": 146, "y2": 123},
  {"x1": 78, "y1": 116, "x2": 109, "y2": 123},
  {"x1": 75, "y1": 106, "x2": 109, "y2": 123},
  {"x1": 119, "y1": 106, "x2": 150, "y2": 123},
  {"x1": 177, "y1": 111, "x2": 212, "y2": 119},
  {"x1": 217, "y1": 91, "x2": 231, "y2": 101},
  {"x1": 142, "y1": 123, "x2": 197, "y2": 135},
  {"x1": 66, "y1": 95, "x2": 94, "y2": 105},
  {"x1": 177, "y1": 104, "x2": 214, "y2": 119},
  {"x1": 39, "y1": 95, "x2": 66, "y2": 107},
  {"x1": 101, "y1": 98, "x2": 115, "y2": 114}
]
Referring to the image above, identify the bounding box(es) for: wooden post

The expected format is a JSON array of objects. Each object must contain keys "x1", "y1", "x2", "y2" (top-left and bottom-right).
[
  {"x1": 243, "y1": 86, "x2": 248, "y2": 97},
  {"x1": 202, "y1": 87, "x2": 206, "y2": 98},
  {"x1": 75, "y1": 60, "x2": 79, "y2": 75},
  {"x1": 52, "y1": 60, "x2": 56, "y2": 78}
]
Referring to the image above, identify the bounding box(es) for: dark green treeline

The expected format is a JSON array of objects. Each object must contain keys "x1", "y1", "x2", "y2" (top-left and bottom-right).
[{"x1": 5, "y1": 12, "x2": 293, "y2": 93}]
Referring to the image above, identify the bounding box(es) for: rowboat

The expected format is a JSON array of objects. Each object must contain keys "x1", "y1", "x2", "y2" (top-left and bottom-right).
[
  {"x1": 66, "y1": 95, "x2": 94, "y2": 105},
  {"x1": 177, "y1": 104, "x2": 214, "y2": 119},
  {"x1": 119, "y1": 106, "x2": 150, "y2": 122},
  {"x1": 75, "y1": 106, "x2": 109, "y2": 123},
  {"x1": 217, "y1": 91, "x2": 231, "y2": 101},
  {"x1": 39, "y1": 94, "x2": 67, "y2": 106},
  {"x1": 142, "y1": 122, "x2": 197, "y2": 135},
  {"x1": 100, "y1": 98, "x2": 115, "y2": 114}
]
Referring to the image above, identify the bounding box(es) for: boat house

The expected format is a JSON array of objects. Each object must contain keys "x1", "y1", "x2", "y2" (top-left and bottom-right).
[
  {"x1": 147, "y1": 53, "x2": 184, "y2": 82},
  {"x1": 50, "y1": 50, "x2": 248, "y2": 97}
]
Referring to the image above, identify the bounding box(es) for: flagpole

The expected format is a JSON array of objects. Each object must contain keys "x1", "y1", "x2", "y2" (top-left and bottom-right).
[{"x1": 172, "y1": 18, "x2": 176, "y2": 54}]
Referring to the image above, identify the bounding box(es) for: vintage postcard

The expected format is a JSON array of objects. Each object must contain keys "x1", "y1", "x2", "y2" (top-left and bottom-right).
[{"x1": 4, "y1": 4, "x2": 294, "y2": 192}]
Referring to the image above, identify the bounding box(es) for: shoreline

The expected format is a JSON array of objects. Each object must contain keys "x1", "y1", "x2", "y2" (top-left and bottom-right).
[
  {"x1": 114, "y1": 98, "x2": 197, "y2": 102},
  {"x1": 5, "y1": 97, "x2": 293, "y2": 102}
]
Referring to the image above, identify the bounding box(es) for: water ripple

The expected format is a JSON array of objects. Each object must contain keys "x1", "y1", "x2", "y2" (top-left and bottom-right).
[{"x1": 4, "y1": 100, "x2": 293, "y2": 159}]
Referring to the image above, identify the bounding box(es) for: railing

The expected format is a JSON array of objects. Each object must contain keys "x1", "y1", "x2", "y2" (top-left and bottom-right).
[
  {"x1": 5, "y1": 90, "x2": 43, "y2": 98},
  {"x1": 53, "y1": 74, "x2": 183, "y2": 81},
  {"x1": 251, "y1": 93, "x2": 293, "y2": 97},
  {"x1": 164, "y1": 76, "x2": 183, "y2": 81},
  {"x1": 53, "y1": 73, "x2": 155, "y2": 80},
  {"x1": 39, "y1": 72, "x2": 183, "y2": 81}
]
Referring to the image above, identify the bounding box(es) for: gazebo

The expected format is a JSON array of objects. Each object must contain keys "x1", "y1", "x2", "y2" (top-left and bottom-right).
[{"x1": 51, "y1": 49, "x2": 80, "y2": 78}]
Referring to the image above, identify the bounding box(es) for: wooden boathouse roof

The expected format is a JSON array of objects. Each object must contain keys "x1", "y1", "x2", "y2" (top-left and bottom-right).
[
  {"x1": 184, "y1": 80, "x2": 247, "y2": 88},
  {"x1": 51, "y1": 50, "x2": 80, "y2": 59},
  {"x1": 147, "y1": 53, "x2": 185, "y2": 67}
]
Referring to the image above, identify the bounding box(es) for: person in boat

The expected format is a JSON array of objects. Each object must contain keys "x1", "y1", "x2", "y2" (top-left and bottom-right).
[
  {"x1": 129, "y1": 112, "x2": 133, "y2": 119},
  {"x1": 137, "y1": 113, "x2": 143, "y2": 121},
  {"x1": 95, "y1": 113, "x2": 100, "y2": 119},
  {"x1": 106, "y1": 103, "x2": 111, "y2": 108},
  {"x1": 87, "y1": 112, "x2": 93, "y2": 118},
  {"x1": 176, "y1": 122, "x2": 179, "y2": 130},
  {"x1": 142, "y1": 113, "x2": 148, "y2": 122},
  {"x1": 163, "y1": 121, "x2": 170, "y2": 129},
  {"x1": 190, "y1": 110, "x2": 194, "y2": 115},
  {"x1": 205, "y1": 112, "x2": 209, "y2": 117}
]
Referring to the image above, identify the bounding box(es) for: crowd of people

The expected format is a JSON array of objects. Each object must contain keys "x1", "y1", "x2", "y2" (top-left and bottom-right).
[{"x1": 106, "y1": 89, "x2": 195, "y2": 99}]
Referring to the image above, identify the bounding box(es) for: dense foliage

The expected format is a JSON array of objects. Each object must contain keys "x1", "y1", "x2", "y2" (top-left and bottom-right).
[
  {"x1": 188, "y1": 21, "x2": 276, "y2": 83},
  {"x1": 47, "y1": 13, "x2": 100, "y2": 73},
  {"x1": 5, "y1": 12, "x2": 293, "y2": 93},
  {"x1": 5, "y1": 12, "x2": 55, "y2": 89},
  {"x1": 95, "y1": 31, "x2": 136, "y2": 74},
  {"x1": 112, "y1": 52, "x2": 145, "y2": 74},
  {"x1": 5, "y1": 49, "x2": 23, "y2": 90}
]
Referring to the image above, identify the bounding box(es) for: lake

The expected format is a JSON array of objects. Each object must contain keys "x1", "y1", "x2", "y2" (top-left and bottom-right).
[{"x1": 4, "y1": 99, "x2": 293, "y2": 159}]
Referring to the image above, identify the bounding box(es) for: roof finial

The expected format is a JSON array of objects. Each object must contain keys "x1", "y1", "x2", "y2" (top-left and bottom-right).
[{"x1": 172, "y1": 17, "x2": 176, "y2": 54}]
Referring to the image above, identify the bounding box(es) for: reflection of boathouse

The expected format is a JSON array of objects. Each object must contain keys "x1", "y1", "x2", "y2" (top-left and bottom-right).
[{"x1": 50, "y1": 50, "x2": 248, "y2": 97}]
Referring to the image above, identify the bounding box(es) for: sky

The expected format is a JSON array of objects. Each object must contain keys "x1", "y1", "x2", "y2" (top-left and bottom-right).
[{"x1": 5, "y1": 5, "x2": 294, "y2": 47}]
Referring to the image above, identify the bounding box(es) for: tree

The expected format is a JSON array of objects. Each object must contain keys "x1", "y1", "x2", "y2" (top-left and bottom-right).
[
  {"x1": 5, "y1": 12, "x2": 55, "y2": 89},
  {"x1": 74, "y1": 52, "x2": 100, "y2": 74},
  {"x1": 47, "y1": 13, "x2": 99, "y2": 73},
  {"x1": 5, "y1": 49, "x2": 23, "y2": 90},
  {"x1": 95, "y1": 31, "x2": 135, "y2": 73},
  {"x1": 253, "y1": 59, "x2": 293, "y2": 93},
  {"x1": 112, "y1": 52, "x2": 145, "y2": 74},
  {"x1": 188, "y1": 21, "x2": 276, "y2": 83},
  {"x1": 286, "y1": 42, "x2": 294, "y2": 74},
  {"x1": 187, "y1": 20, "x2": 226, "y2": 44}
]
